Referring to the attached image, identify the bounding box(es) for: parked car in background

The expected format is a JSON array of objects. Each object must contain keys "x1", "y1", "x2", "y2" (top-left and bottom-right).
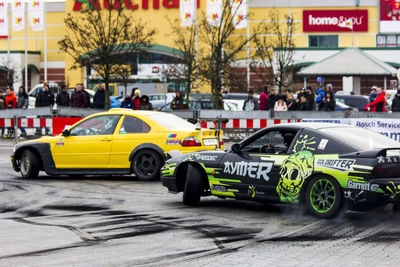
[
  {"x1": 149, "y1": 93, "x2": 175, "y2": 110},
  {"x1": 334, "y1": 95, "x2": 369, "y2": 111},
  {"x1": 28, "y1": 83, "x2": 59, "y2": 109},
  {"x1": 159, "y1": 98, "x2": 241, "y2": 111}
]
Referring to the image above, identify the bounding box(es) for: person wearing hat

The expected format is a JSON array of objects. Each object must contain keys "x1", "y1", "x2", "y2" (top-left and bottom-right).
[
  {"x1": 392, "y1": 89, "x2": 400, "y2": 112},
  {"x1": 369, "y1": 86, "x2": 377, "y2": 103},
  {"x1": 132, "y1": 89, "x2": 141, "y2": 110},
  {"x1": 243, "y1": 89, "x2": 259, "y2": 111}
]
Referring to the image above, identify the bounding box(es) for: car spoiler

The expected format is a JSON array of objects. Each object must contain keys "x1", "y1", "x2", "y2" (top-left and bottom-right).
[{"x1": 340, "y1": 148, "x2": 400, "y2": 158}]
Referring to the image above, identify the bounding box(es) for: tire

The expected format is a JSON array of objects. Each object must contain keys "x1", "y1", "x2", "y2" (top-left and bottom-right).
[
  {"x1": 20, "y1": 150, "x2": 40, "y2": 179},
  {"x1": 183, "y1": 164, "x2": 203, "y2": 206},
  {"x1": 305, "y1": 175, "x2": 342, "y2": 219},
  {"x1": 132, "y1": 149, "x2": 162, "y2": 181}
]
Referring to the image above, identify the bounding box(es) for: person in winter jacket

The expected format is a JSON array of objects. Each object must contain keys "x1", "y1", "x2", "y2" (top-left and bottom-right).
[
  {"x1": 70, "y1": 84, "x2": 87, "y2": 108},
  {"x1": 5, "y1": 88, "x2": 17, "y2": 109},
  {"x1": 93, "y1": 84, "x2": 105, "y2": 109},
  {"x1": 259, "y1": 86, "x2": 269, "y2": 110},
  {"x1": 35, "y1": 84, "x2": 54, "y2": 107},
  {"x1": 319, "y1": 92, "x2": 336, "y2": 111},
  {"x1": 243, "y1": 89, "x2": 259, "y2": 111},
  {"x1": 267, "y1": 89, "x2": 279, "y2": 110},
  {"x1": 297, "y1": 95, "x2": 309, "y2": 111},
  {"x1": 17, "y1": 86, "x2": 29, "y2": 136},
  {"x1": 315, "y1": 86, "x2": 326, "y2": 107},
  {"x1": 364, "y1": 87, "x2": 386, "y2": 112},
  {"x1": 274, "y1": 98, "x2": 288, "y2": 111},
  {"x1": 139, "y1": 95, "x2": 153, "y2": 110},
  {"x1": 56, "y1": 85, "x2": 70, "y2": 107},
  {"x1": 121, "y1": 94, "x2": 135, "y2": 109},
  {"x1": 369, "y1": 86, "x2": 377, "y2": 103},
  {"x1": 170, "y1": 90, "x2": 187, "y2": 110},
  {"x1": 391, "y1": 90, "x2": 400, "y2": 112},
  {"x1": 286, "y1": 93, "x2": 297, "y2": 110},
  {"x1": 81, "y1": 84, "x2": 90, "y2": 108},
  {"x1": 305, "y1": 87, "x2": 315, "y2": 110},
  {"x1": 132, "y1": 89, "x2": 141, "y2": 110}
]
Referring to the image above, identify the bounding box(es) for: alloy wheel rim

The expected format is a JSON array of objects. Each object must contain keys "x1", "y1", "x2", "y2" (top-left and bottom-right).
[
  {"x1": 310, "y1": 179, "x2": 335, "y2": 213},
  {"x1": 21, "y1": 153, "x2": 30, "y2": 176}
]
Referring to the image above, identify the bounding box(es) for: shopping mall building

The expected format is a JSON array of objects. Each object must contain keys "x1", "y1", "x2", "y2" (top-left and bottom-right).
[{"x1": 0, "y1": 0, "x2": 399, "y2": 95}]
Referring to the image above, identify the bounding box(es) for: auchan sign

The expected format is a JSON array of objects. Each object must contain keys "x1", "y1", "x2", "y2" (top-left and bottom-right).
[
  {"x1": 73, "y1": 0, "x2": 200, "y2": 11},
  {"x1": 303, "y1": 10, "x2": 368, "y2": 32}
]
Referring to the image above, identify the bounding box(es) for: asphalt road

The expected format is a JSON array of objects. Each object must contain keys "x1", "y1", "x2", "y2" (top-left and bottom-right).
[{"x1": 1, "y1": 140, "x2": 400, "y2": 266}]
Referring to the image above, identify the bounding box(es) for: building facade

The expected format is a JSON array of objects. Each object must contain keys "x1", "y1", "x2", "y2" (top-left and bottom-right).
[{"x1": 0, "y1": 0, "x2": 398, "y2": 95}]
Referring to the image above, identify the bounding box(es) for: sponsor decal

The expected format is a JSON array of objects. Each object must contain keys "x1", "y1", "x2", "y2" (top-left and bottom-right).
[
  {"x1": 223, "y1": 161, "x2": 273, "y2": 181},
  {"x1": 248, "y1": 185, "x2": 264, "y2": 198},
  {"x1": 211, "y1": 184, "x2": 227, "y2": 192},
  {"x1": 318, "y1": 139, "x2": 329, "y2": 150},
  {"x1": 56, "y1": 142, "x2": 64, "y2": 146},
  {"x1": 166, "y1": 139, "x2": 181, "y2": 145},
  {"x1": 385, "y1": 181, "x2": 400, "y2": 199},
  {"x1": 194, "y1": 153, "x2": 217, "y2": 161},
  {"x1": 293, "y1": 135, "x2": 316, "y2": 152},
  {"x1": 316, "y1": 158, "x2": 355, "y2": 171},
  {"x1": 168, "y1": 133, "x2": 177, "y2": 138},
  {"x1": 277, "y1": 151, "x2": 314, "y2": 203},
  {"x1": 378, "y1": 156, "x2": 400, "y2": 163},
  {"x1": 347, "y1": 180, "x2": 379, "y2": 191}
]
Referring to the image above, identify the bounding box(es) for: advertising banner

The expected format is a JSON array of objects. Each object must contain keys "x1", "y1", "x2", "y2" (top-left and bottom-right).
[
  {"x1": 230, "y1": 0, "x2": 247, "y2": 29},
  {"x1": 380, "y1": 0, "x2": 400, "y2": 33},
  {"x1": 28, "y1": 1, "x2": 44, "y2": 31},
  {"x1": 303, "y1": 10, "x2": 368, "y2": 32},
  {"x1": 180, "y1": 0, "x2": 195, "y2": 27},
  {"x1": 0, "y1": 1, "x2": 8, "y2": 37},
  {"x1": 207, "y1": 0, "x2": 223, "y2": 27},
  {"x1": 11, "y1": 1, "x2": 24, "y2": 32},
  {"x1": 351, "y1": 118, "x2": 400, "y2": 142}
]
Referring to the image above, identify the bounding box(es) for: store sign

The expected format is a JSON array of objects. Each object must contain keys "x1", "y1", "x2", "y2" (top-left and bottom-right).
[
  {"x1": 379, "y1": 0, "x2": 400, "y2": 33},
  {"x1": 303, "y1": 10, "x2": 368, "y2": 32},
  {"x1": 73, "y1": 0, "x2": 199, "y2": 11}
]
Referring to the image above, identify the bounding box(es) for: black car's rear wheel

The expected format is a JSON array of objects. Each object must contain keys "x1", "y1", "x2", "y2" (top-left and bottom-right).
[
  {"x1": 183, "y1": 164, "x2": 203, "y2": 206},
  {"x1": 20, "y1": 150, "x2": 39, "y2": 179},
  {"x1": 132, "y1": 149, "x2": 161, "y2": 181},
  {"x1": 305, "y1": 175, "x2": 342, "y2": 219}
]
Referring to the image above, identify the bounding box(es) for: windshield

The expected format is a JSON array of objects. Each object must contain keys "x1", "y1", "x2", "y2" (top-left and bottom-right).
[
  {"x1": 319, "y1": 127, "x2": 400, "y2": 151},
  {"x1": 145, "y1": 113, "x2": 196, "y2": 131}
]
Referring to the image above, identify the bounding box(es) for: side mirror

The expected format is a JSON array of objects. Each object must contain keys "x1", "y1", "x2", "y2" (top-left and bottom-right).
[
  {"x1": 62, "y1": 129, "x2": 70, "y2": 137},
  {"x1": 231, "y1": 143, "x2": 241, "y2": 153}
]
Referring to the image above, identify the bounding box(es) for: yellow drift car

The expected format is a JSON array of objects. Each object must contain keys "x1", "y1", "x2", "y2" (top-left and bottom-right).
[{"x1": 11, "y1": 109, "x2": 223, "y2": 181}]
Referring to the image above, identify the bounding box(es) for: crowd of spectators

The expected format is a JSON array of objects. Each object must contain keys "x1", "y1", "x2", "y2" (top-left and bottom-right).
[{"x1": 243, "y1": 84, "x2": 337, "y2": 112}]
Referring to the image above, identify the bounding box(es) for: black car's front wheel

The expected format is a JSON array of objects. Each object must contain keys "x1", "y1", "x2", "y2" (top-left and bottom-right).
[
  {"x1": 132, "y1": 149, "x2": 162, "y2": 181},
  {"x1": 20, "y1": 150, "x2": 39, "y2": 179},
  {"x1": 305, "y1": 175, "x2": 342, "y2": 219},
  {"x1": 183, "y1": 164, "x2": 203, "y2": 206}
]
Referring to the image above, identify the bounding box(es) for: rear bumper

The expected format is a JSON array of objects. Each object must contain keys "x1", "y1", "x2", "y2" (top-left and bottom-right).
[{"x1": 371, "y1": 178, "x2": 400, "y2": 201}]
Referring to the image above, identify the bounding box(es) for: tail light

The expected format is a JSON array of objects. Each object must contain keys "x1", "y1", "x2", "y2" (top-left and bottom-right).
[
  {"x1": 182, "y1": 136, "x2": 201, "y2": 147},
  {"x1": 372, "y1": 163, "x2": 400, "y2": 178}
]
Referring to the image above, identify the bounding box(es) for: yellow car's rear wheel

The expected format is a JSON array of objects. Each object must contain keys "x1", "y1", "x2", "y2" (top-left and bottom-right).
[{"x1": 132, "y1": 149, "x2": 161, "y2": 181}]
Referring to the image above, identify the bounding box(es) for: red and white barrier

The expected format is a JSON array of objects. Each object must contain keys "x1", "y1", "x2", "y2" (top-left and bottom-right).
[
  {"x1": 0, "y1": 118, "x2": 52, "y2": 128},
  {"x1": 200, "y1": 119, "x2": 301, "y2": 129}
]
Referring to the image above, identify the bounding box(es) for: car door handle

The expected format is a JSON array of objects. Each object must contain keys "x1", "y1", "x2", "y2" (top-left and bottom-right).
[{"x1": 101, "y1": 137, "x2": 112, "y2": 141}]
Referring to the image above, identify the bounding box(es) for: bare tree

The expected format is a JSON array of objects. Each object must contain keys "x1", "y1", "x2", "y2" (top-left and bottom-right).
[
  {"x1": 253, "y1": 9, "x2": 296, "y2": 94},
  {"x1": 113, "y1": 65, "x2": 135, "y2": 96},
  {"x1": 0, "y1": 57, "x2": 20, "y2": 90},
  {"x1": 58, "y1": 1, "x2": 156, "y2": 108},
  {"x1": 168, "y1": 18, "x2": 197, "y2": 102},
  {"x1": 198, "y1": 0, "x2": 258, "y2": 109}
]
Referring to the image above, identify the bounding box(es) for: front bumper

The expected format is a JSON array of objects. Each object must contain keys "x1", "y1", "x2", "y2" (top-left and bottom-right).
[
  {"x1": 10, "y1": 153, "x2": 20, "y2": 172},
  {"x1": 161, "y1": 176, "x2": 179, "y2": 193}
]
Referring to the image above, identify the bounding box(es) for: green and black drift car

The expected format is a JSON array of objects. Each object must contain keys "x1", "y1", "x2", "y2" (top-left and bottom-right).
[{"x1": 161, "y1": 123, "x2": 400, "y2": 218}]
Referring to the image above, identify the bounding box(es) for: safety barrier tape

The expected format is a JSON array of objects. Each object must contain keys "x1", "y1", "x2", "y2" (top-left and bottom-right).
[{"x1": 0, "y1": 118, "x2": 53, "y2": 128}]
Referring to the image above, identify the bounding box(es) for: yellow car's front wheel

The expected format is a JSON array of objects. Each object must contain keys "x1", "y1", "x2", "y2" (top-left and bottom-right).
[{"x1": 132, "y1": 149, "x2": 162, "y2": 181}]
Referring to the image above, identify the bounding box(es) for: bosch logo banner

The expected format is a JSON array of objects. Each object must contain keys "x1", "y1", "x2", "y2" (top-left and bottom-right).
[{"x1": 303, "y1": 10, "x2": 368, "y2": 32}]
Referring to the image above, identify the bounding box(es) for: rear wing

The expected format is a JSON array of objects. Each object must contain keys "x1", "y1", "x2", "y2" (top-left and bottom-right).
[{"x1": 340, "y1": 148, "x2": 400, "y2": 158}]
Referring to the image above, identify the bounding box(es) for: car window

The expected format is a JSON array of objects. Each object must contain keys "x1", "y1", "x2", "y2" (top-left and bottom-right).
[
  {"x1": 241, "y1": 130, "x2": 298, "y2": 154},
  {"x1": 335, "y1": 98, "x2": 345, "y2": 104},
  {"x1": 119, "y1": 115, "x2": 151, "y2": 134},
  {"x1": 70, "y1": 115, "x2": 121, "y2": 136}
]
